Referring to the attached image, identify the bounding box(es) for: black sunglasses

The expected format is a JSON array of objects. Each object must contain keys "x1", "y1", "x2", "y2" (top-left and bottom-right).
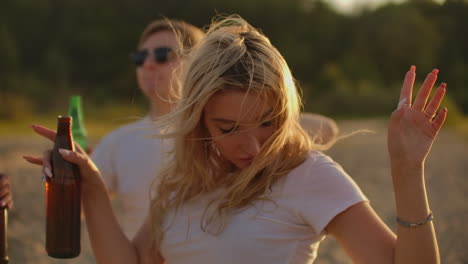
[{"x1": 129, "y1": 47, "x2": 174, "y2": 66}]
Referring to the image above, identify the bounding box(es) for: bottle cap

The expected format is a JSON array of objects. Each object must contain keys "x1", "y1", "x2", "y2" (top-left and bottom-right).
[{"x1": 57, "y1": 116, "x2": 72, "y2": 123}]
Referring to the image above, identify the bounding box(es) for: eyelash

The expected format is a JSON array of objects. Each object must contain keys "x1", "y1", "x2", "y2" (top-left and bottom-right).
[
  {"x1": 220, "y1": 126, "x2": 237, "y2": 134},
  {"x1": 261, "y1": 120, "x2": 273, "y2": 127},
  {"x1": 220, "y1": 121, "x2": 273, "y2": 134}
]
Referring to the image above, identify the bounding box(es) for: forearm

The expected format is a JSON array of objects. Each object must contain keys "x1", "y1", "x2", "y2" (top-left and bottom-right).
[
  {"x1": 391, "y1": 162, "x2": 439, "y2": 264},
  {"x1": 82, "y1": 178, "x2": 139, "y2": 264}
]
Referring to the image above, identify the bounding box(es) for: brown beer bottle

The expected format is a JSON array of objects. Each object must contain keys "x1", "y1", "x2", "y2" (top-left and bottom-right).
[
  {"x1": 0, "y1": 203, "x2": 8, "y2": 264},
  {"x1": 46, "y1": 116, "x2": 81, "y2": 258}
]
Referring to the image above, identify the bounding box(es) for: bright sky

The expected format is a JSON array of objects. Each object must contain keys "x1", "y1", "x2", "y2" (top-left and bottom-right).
[{"x1": 328, "y1": 0, "x2": 445, "y2": 14}]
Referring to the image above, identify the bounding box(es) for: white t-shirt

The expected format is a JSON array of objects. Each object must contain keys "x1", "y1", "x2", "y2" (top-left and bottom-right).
[
  {"x1": 160, "y1": 151, "x2": 367, "y2": 264},
  {"x1": 92, "y1": 116, "x2": 166, "y2": 238}
]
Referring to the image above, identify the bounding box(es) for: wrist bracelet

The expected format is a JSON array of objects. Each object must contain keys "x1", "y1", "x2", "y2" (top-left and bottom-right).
[{"x1": 396, "y1": 211, "x2": 433, "y2": 228}]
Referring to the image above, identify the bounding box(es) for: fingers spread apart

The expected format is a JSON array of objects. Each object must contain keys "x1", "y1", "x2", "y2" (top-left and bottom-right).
[
  {"x1": 424, "y1": 83, "x2": 446, "y2": 120},
  {"x1": 413, "y1": 69, "x2": 439, "y2": 111}
]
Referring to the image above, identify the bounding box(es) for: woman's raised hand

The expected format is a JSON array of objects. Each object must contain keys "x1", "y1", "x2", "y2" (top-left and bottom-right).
[
  {"x1": 388, "y1": 66, "x2": 447, "y2": 167},
  {"x1": 23, "y1": 124, "x2": 100, "y2": 185}
]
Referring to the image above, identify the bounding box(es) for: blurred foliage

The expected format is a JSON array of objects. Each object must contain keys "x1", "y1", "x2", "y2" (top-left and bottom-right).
[
  {"x1": 0, "y1": 92, "x2": 34, "y2": 120},
  {"x1": 0, "y1": 0, "x2": 467, "y2": 118}
]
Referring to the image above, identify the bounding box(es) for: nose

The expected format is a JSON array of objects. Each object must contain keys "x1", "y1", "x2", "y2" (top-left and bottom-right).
[
  {"x1": 240, "y1": 132, "x2": 261, "y2": 156},
  {"x1": 142, "y1": 53, "x2": 157, "y2": 69}
]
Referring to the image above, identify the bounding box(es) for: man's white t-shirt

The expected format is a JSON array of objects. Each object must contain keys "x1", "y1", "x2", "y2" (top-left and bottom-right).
[
  {"x1": 160, "y1": 151, "x2": 367, "y2": 264},
  {"x1": 92, "y1": 116, "x2": 165, "y2": 238}
]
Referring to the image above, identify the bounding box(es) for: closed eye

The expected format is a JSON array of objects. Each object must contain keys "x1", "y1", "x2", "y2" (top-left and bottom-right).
[
  {"x1": 220, "y1": 125, "x2": 237, "y2": 134},
  {"x1": 261, "y1": 120, "x2": 273, "y2": 127}
]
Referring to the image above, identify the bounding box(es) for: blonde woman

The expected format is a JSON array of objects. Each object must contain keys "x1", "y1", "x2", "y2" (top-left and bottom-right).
[
  {"x1": 25, "y1": 18, "x2": 337, "y2": 240},
  {"x1": 29, "y1": 15, "x2": 444, "y2": 263}
]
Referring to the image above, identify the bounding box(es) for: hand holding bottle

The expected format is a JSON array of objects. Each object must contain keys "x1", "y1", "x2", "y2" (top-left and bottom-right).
[
  {"x1": 23, "y1": 124, "x2": 100, "y2": 186},
  {"x1": 24, "y1": 122, "x2": 134, "y2": 263},
  {"x1": 42, "y1": 116, "x2": 82, "y2": 258}
]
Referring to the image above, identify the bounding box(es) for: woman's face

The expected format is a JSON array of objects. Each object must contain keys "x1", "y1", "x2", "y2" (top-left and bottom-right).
[
  {"x1": 136, "y1": 30, "x2": 180, "y2": 104},
  {"x1": 203, "y1": 90, "x2": 276, "y2": 169}
]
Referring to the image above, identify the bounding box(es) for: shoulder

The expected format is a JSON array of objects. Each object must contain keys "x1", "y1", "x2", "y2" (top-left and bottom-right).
[
  {"x1": 107, "y1": 118, "x2": 152, "y2": 139},
  {"x1": 300, "y1": 113, "x2": 339, "y2": 145},
  {"x1": 98, "y1": 118, "x2": 151, "y2": 144},
  {"x1": 290, "y1": 150, "x2": 343, "y2": 176},
  {"x1": 285, "y1": 150, "x2": 362, "y2": 195},
  {"x1": 92, "y1": 118, "x2": 151, "y2": 157},
  {"x1": 280, "y1": 151, "x2": 367, "y2": 233}
]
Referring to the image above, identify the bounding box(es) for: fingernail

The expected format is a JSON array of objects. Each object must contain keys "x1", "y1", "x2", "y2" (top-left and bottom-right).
[
  {"x1": 432, "y1": 69, "x2": 439, "y2": 75},
  {"x1": 410, "y1": 65, "x2": 416, "y2": 71},
  {"x1": 59, "y1": 149, "x2": 71, "y2": 156},
  {"x1": 44, "y1": 167, "x2": 52, "y2": 178},
  {"x1": 441, "y1": 83, "x2": 447, "y2": 89}
]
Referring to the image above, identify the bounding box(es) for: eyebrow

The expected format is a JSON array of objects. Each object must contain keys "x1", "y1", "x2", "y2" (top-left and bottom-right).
[{"x1": 211, "y1": 109, "x2": 274, "y2": 124}]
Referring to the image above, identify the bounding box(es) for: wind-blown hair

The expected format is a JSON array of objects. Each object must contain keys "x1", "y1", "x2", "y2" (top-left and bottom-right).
[
  {"x1": 150, "y1": 15, "x2": 314, "y2": 247},
  {"x1": 138, "y1": 18, "x2": 204, "y2": 51}
]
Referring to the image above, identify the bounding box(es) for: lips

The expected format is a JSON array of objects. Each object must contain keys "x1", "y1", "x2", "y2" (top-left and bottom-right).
[{"x1": 239, "y1": 157, "x2": 254, "y2": 164}]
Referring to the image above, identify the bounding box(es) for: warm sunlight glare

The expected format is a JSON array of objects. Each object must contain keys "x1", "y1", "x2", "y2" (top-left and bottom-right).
[{"x1": 328, "y1": 0, "x2": 446, "y2": 14}]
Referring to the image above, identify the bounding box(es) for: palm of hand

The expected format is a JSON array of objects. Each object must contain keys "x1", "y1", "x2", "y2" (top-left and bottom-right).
[{"x1": 387, "y1": 67, "x2": 447, "y2": 166}]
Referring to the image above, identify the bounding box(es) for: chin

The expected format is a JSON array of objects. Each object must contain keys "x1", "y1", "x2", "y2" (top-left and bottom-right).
[{"x1": 234, "y1": 161, "x2": 252, "y2": 169}]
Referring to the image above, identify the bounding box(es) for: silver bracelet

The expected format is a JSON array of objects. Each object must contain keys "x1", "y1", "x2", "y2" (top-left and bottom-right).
[{"x1": 396, "y1": 211, "x2": 433, "y2": 228}]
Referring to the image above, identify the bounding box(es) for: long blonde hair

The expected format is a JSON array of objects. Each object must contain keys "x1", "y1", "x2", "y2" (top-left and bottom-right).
[{"x1": 151, "y1": 15, "x2": 315, "y2": 246}]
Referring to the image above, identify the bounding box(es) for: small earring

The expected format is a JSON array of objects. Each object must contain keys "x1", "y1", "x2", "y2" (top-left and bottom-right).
[{"x1": 211, "y1": 142, "x2": 221, "y2": 157}]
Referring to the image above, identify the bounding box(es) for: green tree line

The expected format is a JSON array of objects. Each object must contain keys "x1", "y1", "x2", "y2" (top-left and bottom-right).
[{"x1": 0, "y1": 0, "x2": 467, "y2": 120}]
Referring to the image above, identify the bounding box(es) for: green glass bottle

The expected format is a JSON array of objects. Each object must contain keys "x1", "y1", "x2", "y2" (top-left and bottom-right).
[{"x1": 67, "y1": 96, "x2": 88, "y2": 151}]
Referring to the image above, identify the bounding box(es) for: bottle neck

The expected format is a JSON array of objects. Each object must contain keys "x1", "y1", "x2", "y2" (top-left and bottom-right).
[
  {"x1": 68, "y1": 96, "x2": 86, "y2": 131},
  {"x1": 55, "y1": 118, "x2": 74, "y2": 150},
  {"x1": 57, "y1": 122, "x2": 72, "y2": 137}
]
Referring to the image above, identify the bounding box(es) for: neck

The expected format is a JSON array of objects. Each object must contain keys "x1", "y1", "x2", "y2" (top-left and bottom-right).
[{"x1": 149, "y1": 100, "x2": 173, "y2": 121}]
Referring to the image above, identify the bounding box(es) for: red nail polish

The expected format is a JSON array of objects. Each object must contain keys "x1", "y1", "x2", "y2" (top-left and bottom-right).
[
  {"x1": 441, "y1": 83, "x2": 447, "y2": 89},
  {"x1": 432, "y1": 69, "x2": 439, "y2": 75},
  {"x1": 410, "y1": 65, "x2": 416, "y2": 72}
]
